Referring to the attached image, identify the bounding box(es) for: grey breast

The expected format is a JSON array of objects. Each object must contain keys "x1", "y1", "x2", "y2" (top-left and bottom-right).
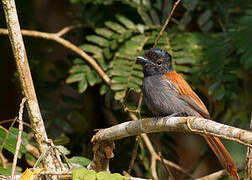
[{"x1": 142, "y1": 75, "x2": 200, "y2": 117}]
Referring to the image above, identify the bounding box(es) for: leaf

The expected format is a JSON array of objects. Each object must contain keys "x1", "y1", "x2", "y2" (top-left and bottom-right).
[
  {"x1": 137, "y1": 8, "x2": 153, "y2": 25},
  {"x1": 79, "y1": 44, "x2": 103, "y2": 54},
  {"x1": 78, "y1": 77, "x2": 88, "y2": 93},
  {"x1": 69, "y1": 65, "x2": 90, "y2": 74},
  {"x1": 86, "y1": 70, "x2": 100, "y2": 86},
  {"x1": 150, "y1": 9, "x2": 160, "y2": 25},
  {"x1": 21, "y1": 168, "x2": 46, "y2": 180},
  {"x1": 57, "y1": 145, "x2": 71, "y2": 155},
  {"x1": 0, "y1": 127, "x2": 27, "y2": 158},
  {"x1": 100, "y1": 85, "x2": 109, "y2": 95},
  {"x1": 53, "y1": 136, "x2": 70, "y2": 145},
  {"x1": 69, "y1": 156, "x2": 91, "y2": 167},
  {"x1": 72, "y1": 168, "x2": 88, "y2": 180},
  {"x1": 115, "y1": 15, "x2": 135, "y2": 29},
  {"x1": 66, "y1": 73, "x2": 85, "y2": 83},
  {"x1": 95, "y1": 28, "x2": 114, "y2": 39},
  {"x1": 0, "y1": 166, "x2": 11, "y2": 176},
  {"x1": 105, "y1": 21, "x2": 127, "y2": 34},
  {"x1": 86, "y1": 35, "x2": 110, "y2": 47}
]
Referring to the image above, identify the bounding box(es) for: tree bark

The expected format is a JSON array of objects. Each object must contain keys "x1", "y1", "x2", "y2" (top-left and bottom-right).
[{"x1": 1, "y1": 0, "x2": 60, "y2": 173}]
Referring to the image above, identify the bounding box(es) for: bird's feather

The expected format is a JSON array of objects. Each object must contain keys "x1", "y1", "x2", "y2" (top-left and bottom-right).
[{"x1": 163, "y1": 71, "x2": 210, "y2": 119}]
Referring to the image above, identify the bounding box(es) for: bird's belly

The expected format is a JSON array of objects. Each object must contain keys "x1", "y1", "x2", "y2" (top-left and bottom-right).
[{"x1": 142, "y1": 76, "x2": 198, "y2": 116}]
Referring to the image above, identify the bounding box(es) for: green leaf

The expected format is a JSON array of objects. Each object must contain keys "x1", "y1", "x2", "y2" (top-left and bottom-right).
[
  {"x1": 79, "y1": 44, "x2": 103, "y2": 54},
  {"x1": 69, "y1": 65, "x2": 90, "y2": 74},
  {"x1": 57, "y1": 145, "x2": 71, "y2": 155},
  {"x1": 72, "y1": 168, "x2": 89, "y2": 180},
  {"x1": 0, "y1": 127, "x2": 27, "y2": 158},
  {"x1": 137, "y1": 8, "x2": 153, "y2": 25},
  {"x1": 100, "y1": 85, "x2": 109, "y2": 95},
  {"x1": 0, "y1": 166, "x2": 11, "y2": 176},
  {"x1": 83, "y1": 170, "x2": 96, "y2": 180},
  {"x1": 87, "y1": 70, "x2": 100, "y2": 86},
  {"x1": 95, "y1": 28, "x2": 113, "y2": 39},
  {"x1": 150, "y1": 10, "x2": 160, "y2": 25},
  {"x1": 53, "y1": 136, "x2": 70, "y2": 145},
  {"x1": 105, "y1": 21, "x2": 126, "y2": 34},
  {"x1": 66, "y1": 73, "x2": 85, "y2": 83},
  {"x1": 114, "y1": 91, "x2": 126, "y2": 100},
  {"x1": 69, "y1": 156, "x2": 91, "y2": 167},
  {"x1": 115, "y1": 15, "x2": 135, "y2": 29},
  {"x1": 86, "y1": 35, "x2": 110, "y2": 47},
  {"x1": 78, "y1": 78, "x2": 88, "y2": 93},
  {"x1": 111, "y1": 84, "x2": 127, "y2": 91}
]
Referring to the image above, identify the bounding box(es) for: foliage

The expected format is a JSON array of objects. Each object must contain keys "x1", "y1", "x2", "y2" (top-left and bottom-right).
[
  {"x1": 73, "y1": 168, "x2": 127, "y2": 180},
  {"x1": 1, "y1": 0, "x2": 252, "y2": 179}
]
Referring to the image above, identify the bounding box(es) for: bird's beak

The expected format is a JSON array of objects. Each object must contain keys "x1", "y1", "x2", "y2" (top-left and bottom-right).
[{"x1": 137, "y1": 56, "x2": 153, "y2": 65}]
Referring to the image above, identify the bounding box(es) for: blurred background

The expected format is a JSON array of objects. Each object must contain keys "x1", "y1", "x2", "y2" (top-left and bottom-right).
[{"x1": 0, "y1": 0, "x2": 251, "y2": 179}]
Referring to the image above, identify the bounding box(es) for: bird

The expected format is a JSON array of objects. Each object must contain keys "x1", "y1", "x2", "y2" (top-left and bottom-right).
[{"x1": 137, "y1": 48, "x2": 239, "y2": 180}]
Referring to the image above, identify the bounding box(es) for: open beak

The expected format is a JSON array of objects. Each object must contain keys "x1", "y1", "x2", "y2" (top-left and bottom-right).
[{"x1": 137, "y1": 56, "x2": 153, "y2": 65}]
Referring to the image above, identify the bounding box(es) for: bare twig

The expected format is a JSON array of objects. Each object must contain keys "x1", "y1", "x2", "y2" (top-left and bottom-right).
[
  {"x1": 48, "y1": 139, "x2": 66, "y2": 171},
  {"x1": 244, "y1": 113, "x2": 252, "y2": 179},
  {"x1": 129, "y1": 113, "x2": 191, "y2": 178},
  {"x1": 0, "y1": 153, "x2": 7, "y2": 168},
  {"x1": 153, "y1": 0, "x2": 182, "y2": 48},
  {"x1": 159, "y1": 152, "x2": 174, "y2": 180},
  {"x1": 195, "y1": 165, "x2": 243, "y2": 180},
  {"x1": 11, "y1": 98, "x2": 26, "y2": 180},
  {"x1": 128, "y1": 136, "x2": 140, "y2": 174},
  {"x1": 195, "y1": 169, "x2": 227, "y2": 180},
  {"x1": 0, "y1": 119, "x2": 32, "y2": 128},
  {"x1": 56, "y1": 24, "x2": 90, "y2": 36},
  {"x1": 0, "y1": 28, "x2": 110, "y2": 84}
]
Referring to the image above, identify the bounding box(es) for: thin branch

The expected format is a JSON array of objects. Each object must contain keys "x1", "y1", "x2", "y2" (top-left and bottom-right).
[
  {"x1": 195, "y1": 165, "x2": 244, "y2": 180},
  {"x1": 11, "y1": 98, "x2": 26, "y2": 180},
  {"x1": 129, "y1": 113, "x2": 191, "y2": 178},
  {"x1": 55, "y1": 24, "x2": 90, "y2": 36},
  {"x1": 159, "y1": 152, "x2": 174, "y2": 180},
  {"x1": 195, "y1": 169, "x2": 227, "y2": 180},
  {"x1": 244, "y1": 113, "x2": 252, "y2": 179},
  {"x1": 1, "y1": 0, "x2": 61, "y2": 173},
  {"x1": 0, "y1": 118, "x2": 32, "y2": 128},
  {"x1": 0, "y1": 153, "x2": 7, "y2": 168},
  {"x1": 0, "y1": 28, "x2": 110, "y2": 84},
  {"x1": 153, "y1": 0, "x2": 182, "y2": 48},
  {"x1": 128, "y1": 136, "x2": 140, "y2": 174},
  {"x1": 92, "y1": 116, "x2": 252, "y2": 148}
]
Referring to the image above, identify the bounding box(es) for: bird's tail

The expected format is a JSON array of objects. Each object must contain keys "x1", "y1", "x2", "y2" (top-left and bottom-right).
[{"x1": 203, "y1": 135, "x2": 239, "y2": 180}]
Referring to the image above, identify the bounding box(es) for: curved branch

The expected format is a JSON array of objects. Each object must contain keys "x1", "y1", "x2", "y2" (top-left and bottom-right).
[
  {"x1": 91, "y1": 116, "x2": 252, "y2": 148},
  {"x1": 0, "y1": 28, "x2": 111, "y2": 84}
]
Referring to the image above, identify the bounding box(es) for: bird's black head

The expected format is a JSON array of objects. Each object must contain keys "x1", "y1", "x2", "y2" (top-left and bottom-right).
[{"x1": 137, "y1": 48, "x2": 173, "y2": 77}]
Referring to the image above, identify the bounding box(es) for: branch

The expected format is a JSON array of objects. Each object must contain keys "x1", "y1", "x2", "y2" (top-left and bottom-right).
[
  {"x1": 11, "y1": 98, "x2": 26, "y2": 180},
  {"x1": 1, "y1": 0, "x2": 61, "y2": 173},
  {"x1": 0, "y1": 27, "x2": 110, "y2": 84},
  {"x1": 128, "y1": 113, "x2": 191, "y2": 178},
  {"x1": 92, "y1": 116, "x2": 252, "y2": 148},
  {"x1": 153, "y1": 0, "x2": 182, "y2": 48}
]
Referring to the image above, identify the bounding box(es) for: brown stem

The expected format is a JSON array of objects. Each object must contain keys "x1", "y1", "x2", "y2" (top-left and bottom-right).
[
  {"x1": 0, "y1": 28, "x2": 111, "y2": 84},
  {"x1": 11, "y1": 98, "x2": 25, "y2": 180}
]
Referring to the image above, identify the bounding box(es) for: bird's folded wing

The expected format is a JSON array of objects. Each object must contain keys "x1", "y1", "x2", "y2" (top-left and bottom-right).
[{"x1": 163, "y1": 72, "x2": 210, "y2": 119}]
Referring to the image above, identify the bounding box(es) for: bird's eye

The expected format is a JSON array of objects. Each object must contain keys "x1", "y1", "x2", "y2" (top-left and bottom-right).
[{"x1": 156, "y1": 60, "x2": 162, "y2": 65}]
